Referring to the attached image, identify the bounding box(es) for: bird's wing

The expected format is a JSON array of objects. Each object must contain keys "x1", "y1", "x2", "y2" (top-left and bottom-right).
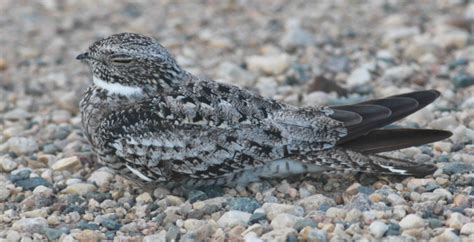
[
  {"x1": 96, "y1": 80, "x2": 346, "y2": 182},
  {"x1": 96, "y1": 94, "x2": 289, "y2": 183}
]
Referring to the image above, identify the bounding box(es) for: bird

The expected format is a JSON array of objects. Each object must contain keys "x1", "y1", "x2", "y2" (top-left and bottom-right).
[{"x1": 77, "y1": 33, "x2": 452, "y2": 187}]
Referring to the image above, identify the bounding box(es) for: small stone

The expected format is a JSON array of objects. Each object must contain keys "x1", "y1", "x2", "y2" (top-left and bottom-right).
[
  {"x1": 297, "y1": 194, "x2": 335, "y2": 211},
  {"x1": 0, "y1": 157, "x2": 17, "y2": 172},
  {"x1": 248, "y1": 213, "x2": 267, "y2": 224},
  {"x1": 242, "y1": 224, "x2": 263, "y2": 236},
  {"x1": 270, "y1": 213, "x2": 302, "y2": 229},
  {"x1": 293, "y1": 218, "x2": 317, "y2": 231},
  {"x1": 433, "y1": 142, "x2": 452, "y2": 153},
  {"x1": 217, "y1": 211, "x2": 251, "y2": 228},
  {"x1": 143, "y1": 231, "x2": 167, "y2": 242},
  {"x1": 453, "y1": 74, "x2": 474, "y2": 89},
  {"x1": 407, "y1": 178, "x2": 435, "y2": 191},
  {"x1": 447, "y1": 212, "x2": 469, "y2": 230},
  {"x1": 14, "y1": 177, "x2": 52, "y2": 191},
  {"x1": 386, "y1": 223, "x2": 401, "y2": 236},
  {"x1": 261, "y1": 228, "x2": 297, "y2": 242},
  {"x1": 325, "y1": 207, "x2": 346, "y2": 220},
  {"x1": 345, "y1": 209, "x2": 362, "y2": 222},
  {"x1": 347, "y1": 67, "x2": 371, "y2": 88},
  {"x1": 399, "y1": 214, "x2": 425, "y2": 230},
  {"x1": 453, "y1": 194, "x2": 469, "y2": 207},
  {"x1": 369, "y1": 221, "x2": 388, "y2": 238},
  {"x1": 429, "y1": 116, "x2": 457, "y2": 130},
  {"x1": 262, "y1": 203, "x2": 304, "y2": 220},
  {"x1": 87, "y1": 168, "x2": 114, "y2": 188},
  {"x1": 461, "y1": 222, "x2": 474, "y2": 235},
  {"x1": 382, "y1": 65, "x2": 417, "y2": 83},
  {"x1": 101, "y1": 219, "x2": 121, "y2": 230},
  {"x1": 4, "y1": 108, "x2": 32, "y2": 120},
  {"x1": 10, "y1": 169, "x2": 31, "y2": 182},
  {"x1": 280, "y1": 19, "x2": 315, "y2": 49},
  {"x1": 76, "y1": 229, "x2": 106, "y2": 241},
  {"x1": 42, "y1": 227, "x2": 68, "y2": 241},
  {"x1": 136, "y1": 192, "x2": 152, "y2": 204},
  {"x1": 442, "y1": 162, "x2": 474, "y2": 175},
  {"x1": 300, "y1": 227, "x2": 327, "y2": 242},
  {"x1": 216, "y1": 62, "x2": 255, "y2": 87},
  {"x1": 0, "y1": 58, "x2": 7, "y2": 71},
  {"x1": 0, "y1": 186, "x2": 11, "y2": 201},
  {"x1": 6, "y1": 230, "x2": 21, "y2": 241},
  {"x1": 434, "y1": 29, "x2": 469, "y2": 49},
  {"x1": 63, "y1": 183, "x2": 97, "y2": 196},
  {"x1": 229, "y1": 197, "x2": 260, "y2": 213},
  {"x1": 12, "y1": 217, "x2": 48, "y2": 233},
  {"x1": 246, "y1": 53, "x2": 291, "y2": 75},
  {"x1": 387, "y1": 193, "x2": 406, "y2": 205},
  {"x1": 7, "y1": 137, "x2": 38, "y2": 155},
  {"x1": 187, "y1": 190, "x2": 208, "y2": 203},
  {"x1": 432, "y1": 229, "x2": 460, "y2": 242},
  {"x1": 51, "y1": 156, "x2": 82, "y2": 172},
  {"x1": 345, "y1": 182, "x2": 361, "y2": 195}
]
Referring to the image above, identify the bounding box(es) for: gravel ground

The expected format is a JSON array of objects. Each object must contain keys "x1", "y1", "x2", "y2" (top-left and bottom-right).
[{"x1": 1, "y1": 0, "x2": 474, "y2": 241}]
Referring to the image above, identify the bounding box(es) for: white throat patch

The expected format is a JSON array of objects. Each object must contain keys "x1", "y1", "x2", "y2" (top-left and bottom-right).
[{"x1": 93, "y1": 76, "x2": 143, "y2": 96}]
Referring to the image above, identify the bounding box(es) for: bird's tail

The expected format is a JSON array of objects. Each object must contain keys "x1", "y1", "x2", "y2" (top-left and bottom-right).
[{"x1": 299, "y1": 148, "x2": 437, "y2": 177}]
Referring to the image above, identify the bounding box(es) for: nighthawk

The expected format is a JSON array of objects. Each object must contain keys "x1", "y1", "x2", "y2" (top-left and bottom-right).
[{"x1": 77, "y1": 33, "x2": 451, "y2": 187}]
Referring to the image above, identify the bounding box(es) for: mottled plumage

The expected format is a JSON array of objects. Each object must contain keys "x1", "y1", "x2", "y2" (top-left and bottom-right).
[{"x1": 78, "y1": 33, "x2": 451, "y2": 186}]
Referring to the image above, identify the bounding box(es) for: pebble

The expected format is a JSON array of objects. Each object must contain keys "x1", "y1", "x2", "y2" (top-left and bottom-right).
[
  {"x1": 14, "y1": 177, "x2": 52, "y2": 191},
  {"x1": 246, "y1": 53, "x2": 291, "y2": 75},
  {"x1": 87, "y1": 168, "x2": 114, "y2": 188},
  {"x1": 447, "y1": 212, "x2": 469, "y2": 230},
  {"x1": 216, "y1": 62, "x2": 255, "y2": 87},
  {"x1": 101, "y1": 218, "x2": 122, "y2": 230},
  {"x1": 453, "y1": 194, "x2": 469, "y2": 207},
  {"x1": 432, "y1": 229, "x2": 461, "y2": 242},
  {"x1": 248, "y1": 213, "x2": 267, "y2": 224},
  {"x1": 461, "y1": 223, "x2": 474, "y2": 235},
  {"x1": 12, "y1": 217, "x2": 48, "y2": 233},
  {"x1": 442, "y1": 162, "x2": 474, "y2": 175},
  {"x1": 0, "y1": 186, "x2": 11, "y2": 201},
  {"x1": 187, "y1": 190, "x2": 208, "y2": 203},
  {"x1": 62, "y1": 183, "x2": 97, "y2": 196},
  {"x1": 229, "y1": 197, "x2": 260, "y2": 213},
  {"x1": 217, "y1": 211, "x2": 251, "y2": 228},
  {"x1": 262, "y1": 203, "x2": 304, "y2": 220},
  {"x1": 261, "y1": 228, "x2": 297, "y2": 242},
  {"x1": 346, "y1": 66, "x2": 371, "y2": 88},
  {"x1": 135, "y1": 192, "x2": 152, "y2": 204},
  {"x1": 399, "y1": 214, "x2": 425, "y2": 230},
  {"x1": 4, "y1": 108, "x2": 32, "y2": 120},
  {"x1": 270, "y1": 213, "x2": 302, "y2": 229},
  {"x1": 293, "y1": 218, "x2": 317, "y2": 232},
  {"x1": 280, "y1": 19, "x2": 315, "y2": 49},
  {"x1": 7, "y1": 137, "x2": 38, "y2": 155},
  {"x1": 407, "y1": 178, "x2": 435, "y2": 191},
  {"x1": 453, "y1": 74, "x2": 474, "y2": 89},
  {"x1": 369, "y1": 221, "x2": 388, "y2": 238},
  {"x1": 0, "y1": 157, "x2": 17, "y2": 172},
  {"x1": 297, "y1": 194, "x2": 335, "y2": 211},
  {"x1": 51, "y1": 156, "x2": 82, "y2": 172},
  {"x1": 325, "y1": 207, "x2": 346, "y2": 220},
  {"x1": 300, "y1": 227, "x2": 327, "y2": 242},
  {"x1": 382, "y1": 65, "x2": 416, "y2": 83}
]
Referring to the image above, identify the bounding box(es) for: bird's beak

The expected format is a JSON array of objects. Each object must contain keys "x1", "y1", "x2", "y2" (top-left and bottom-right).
[{"x1": 76, "y1": 52, "x2": 90, "y2": 60}]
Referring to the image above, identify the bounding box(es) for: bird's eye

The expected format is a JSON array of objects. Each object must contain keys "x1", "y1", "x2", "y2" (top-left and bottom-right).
[{"x1": 110, "y1": 54, "x2": 133, "y2": 64}]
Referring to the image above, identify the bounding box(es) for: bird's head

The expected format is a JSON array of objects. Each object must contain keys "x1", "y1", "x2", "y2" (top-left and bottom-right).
[{"x1": 77, "y1": 33, "x2": 184, "y2": 95}]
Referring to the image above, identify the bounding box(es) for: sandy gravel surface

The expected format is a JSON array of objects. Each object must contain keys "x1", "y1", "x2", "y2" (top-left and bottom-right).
[{"x1": 0, "y1": 1, "x2": 473, "y2": 241}]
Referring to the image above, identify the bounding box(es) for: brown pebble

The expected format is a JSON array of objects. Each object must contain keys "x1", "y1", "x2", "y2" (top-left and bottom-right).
[{"x1": 453, "y1": 194, "x2": 469, "y2": 207}]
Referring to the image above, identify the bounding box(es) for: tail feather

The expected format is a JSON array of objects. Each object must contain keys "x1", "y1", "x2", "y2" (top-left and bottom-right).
[
  {"x1": 332, "y1": 90, "x2": 441, "y2": 144},
  {"x1": 338, "y1": 129, "x2": 452, "y2": 154}
]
